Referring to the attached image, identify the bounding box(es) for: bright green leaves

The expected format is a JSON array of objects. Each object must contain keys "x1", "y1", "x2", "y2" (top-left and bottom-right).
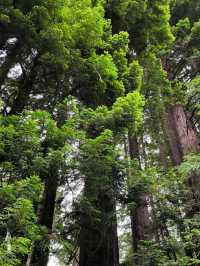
[
  {"x1": 0, "y1": 108, "x2": 83, "y2": 264},
  {"x1": 80, "y1": 129, "x2": 114, "y2": 179},
  {"x1": 88, "y1": 53, "x2": 125, "y2": 103},
  {"x1": 146, "y1": 0, "x2": 174, "y2": 50},
  {"x1": 0, "y1": 109, "x2": 81, "y2": 180},
  {"x1": 0, "y1": 0, "x2": 70, "y2": 69},
  {"x1": 140, "y1": 52, "x2": 170, "y2": 134},
  {"x1": 105, "y1": 0, "x2": 174, "y2": 53},
  {"x1": 81, "y1": 90, "x2": 144, "y2": 136},
  {"x1": 113, "y1": 91, "x2": 145, "y2": 132},
  {"x1": 124, "y1": 60, "x2": 143, "y2": 92},
  {"x1": 0, "y1": 114, "x2": 41, "y2": 179},
  {"x1": 79, "y1": 129, "x2": 124, "y2": 198},
  {"x1": 109, "y1": 31, "x2": 129, "y2": 53},
  {"x1": 0, "y1": 176, "x2": 44, "y2": 266},
  {"x1": 173, "y1": 17, "x2": 191, "y2": 39},
  {"x1": 61, "y1": 0, "x2": 107, "y2": 50},
  {"x1": 89, "y1": 53, "x2": 119, "y2": 85}
]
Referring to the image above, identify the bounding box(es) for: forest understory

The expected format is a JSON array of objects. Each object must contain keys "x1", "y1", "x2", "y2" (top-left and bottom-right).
[{"x1": 0, "y1": 0, "x2": 200, "y2": 266}]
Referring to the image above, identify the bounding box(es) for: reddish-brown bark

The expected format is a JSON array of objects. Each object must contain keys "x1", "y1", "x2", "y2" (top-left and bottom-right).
[
  {"x1": 79, "y1": 184, "x2": 119, "y2": 266},
  {"x1": 165, "y1": 105, "x2": 199, "y2": 164},
  {"x1": 164, "y1": 105, "x2": 200, "y2": 217},
  {"x1": 128, "y1": 133, "x2": 151, "y2": 253}
]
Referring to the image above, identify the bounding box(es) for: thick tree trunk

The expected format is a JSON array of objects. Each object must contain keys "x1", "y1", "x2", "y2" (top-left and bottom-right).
[
  {"x1": 164, "y1": 104, "x2": 200, "y2": 256},
  {"x1": 165, "y1": 104, "x2": 200, "y2": 200},
  {"x1": 130, "y1": 194, "x2": 151, "y2": 251},
  {"x1": 164, "y1": 105, "x2": 199, "y2": 164},
  {"x1": 128, "y1": 133, "x2": 151, "y2": 254},
  {"x1": 79, "y1": 178, "x2": 119, "y2": 266},
  {"x1": 29, "y1": 170, "x2": 59, "y2": 266}
]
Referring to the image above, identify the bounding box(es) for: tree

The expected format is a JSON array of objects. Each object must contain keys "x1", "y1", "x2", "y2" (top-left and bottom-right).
[{"x1": 0, "y1": 1, "x2": 200, "y2": 266}]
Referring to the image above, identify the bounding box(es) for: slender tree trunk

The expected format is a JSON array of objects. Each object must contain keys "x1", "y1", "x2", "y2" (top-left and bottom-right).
[
  {"x1": 128, "y1": 132, "x2": 151, "y2": 258},
  {"x1": 79, "y1": 178, "x2": 119, "y2": 266},
  {"x1": 29, "y1": 170, "x2": 59, "y2": 266}
]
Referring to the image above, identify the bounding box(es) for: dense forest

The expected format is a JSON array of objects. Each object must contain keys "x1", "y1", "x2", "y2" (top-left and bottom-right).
[{"x1": 0, "y1": 0, "x2": 200, "y2": 265}]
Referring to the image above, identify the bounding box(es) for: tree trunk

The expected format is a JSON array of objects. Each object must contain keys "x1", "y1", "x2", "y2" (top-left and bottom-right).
[
  {"x1": 164, "y1": 105, "x2": 199, "y2": 164},
  {"x1": 79, "y1": 178, "x2": 119, "y2": 266},
  {"x1": 164, "y1": 104, "x2": 200, "y2": 256},
  {"x1": 29, "y1": 170, "x2": 59, "y2": 266},
  {"x1": 128, "y1": 133, "x2": 151, "y2": 255}
]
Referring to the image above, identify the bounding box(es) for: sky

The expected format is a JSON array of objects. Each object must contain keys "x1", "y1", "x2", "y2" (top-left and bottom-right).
[{"x1": 48, "y1": 256, "x2": 60, "y2": 266}]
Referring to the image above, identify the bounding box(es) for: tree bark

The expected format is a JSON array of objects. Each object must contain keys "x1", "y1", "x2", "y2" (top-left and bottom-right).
[
  {"x1": 128, "y1": 133, "x2": 151, "y2": 255},
  {"x1": 164, "y1": 105, "x2": 199, "y2": 164},
  {"x1": 164, "y1": 104, "x2": 200, "y2": 205},
  {"x1": 79, "y1": 178, "x2": 119, "y2": 266},
  {"x1": 29, "y1": 170, "x2": 59, "y2": 266}
]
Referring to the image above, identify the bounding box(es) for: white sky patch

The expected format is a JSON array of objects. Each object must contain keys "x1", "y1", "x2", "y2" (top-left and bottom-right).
[
  {"x1": 8, "y1": 63, "x2": 22, "y2": 79},
  {"x1": 48, "y1": 256, "x2": 60, "y2": 266}
]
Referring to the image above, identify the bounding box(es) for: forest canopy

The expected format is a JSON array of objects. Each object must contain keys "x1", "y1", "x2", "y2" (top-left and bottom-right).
[{"x1": 0, "y1": 0, "x2": 200, "y2": 266}]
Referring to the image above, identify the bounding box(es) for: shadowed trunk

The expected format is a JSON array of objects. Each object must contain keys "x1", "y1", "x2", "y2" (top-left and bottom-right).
[
  {"x1": 79, "y1": 164, "x2": 119, "y2": 266},
  {"x1": 128, "y1": 133, "x2": 151, "y2": 257},
  {"x1": 79, "y1": 182, "x2": 119, "y2": 266},
  {"x1": 29, "y1": 169, "x2": 59, "y2": 266}
]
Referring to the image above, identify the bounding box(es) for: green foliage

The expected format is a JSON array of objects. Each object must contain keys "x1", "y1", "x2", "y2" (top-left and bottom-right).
[
  {"x1": 0, "y1": 0, "x2": 200, "y2": 265},
  {"x1": 173, "y1": 18, "x2": 191, "y2": 39},
  {"x1": 81, "y1": 90, "x2": 144, "y2": 137},
  {"x1": 0, "y1": 176, "x2": 44, "y2": 266},
  {"x1": 179, "y1": 153, "x2": 200, "y2": 177},
  {"x1": 80, "y1": 129, "x2": 115, "y2": 184}
]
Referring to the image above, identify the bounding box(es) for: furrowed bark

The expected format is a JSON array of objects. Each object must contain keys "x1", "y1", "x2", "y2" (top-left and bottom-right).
[
  {"x1": 164, "y1": 104, "x2": 200, "y2": 257},
  {"x1": 29, "y1": 169, "x2": 59, "y2": 266},
  {"x1": 79, "y1": 176, "x2": 119, "y2": 266},
  {"x1": 165, "y1": 105, "x2": 200, "y2": 198},
  {"x1": 128, "y1": 132, "x2": 152, "y2": 260}
]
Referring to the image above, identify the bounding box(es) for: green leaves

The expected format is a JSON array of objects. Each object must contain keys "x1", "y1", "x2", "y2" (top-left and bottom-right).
[
  {"x1": 179, "y1": 153, "x2": 200, "y2": 177},
  {"x1": 0, "y1": 176, "x2": 44, "y2": 266},
  {"x1": 113, "y1": 90, "x2": 145, "y2": 132},
  {"x1": 190, "y1": 20, "x2": 200, "y2": 50},
  {"x1": 81, "y1": 89, "x2": 144, "y2": 136}
]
